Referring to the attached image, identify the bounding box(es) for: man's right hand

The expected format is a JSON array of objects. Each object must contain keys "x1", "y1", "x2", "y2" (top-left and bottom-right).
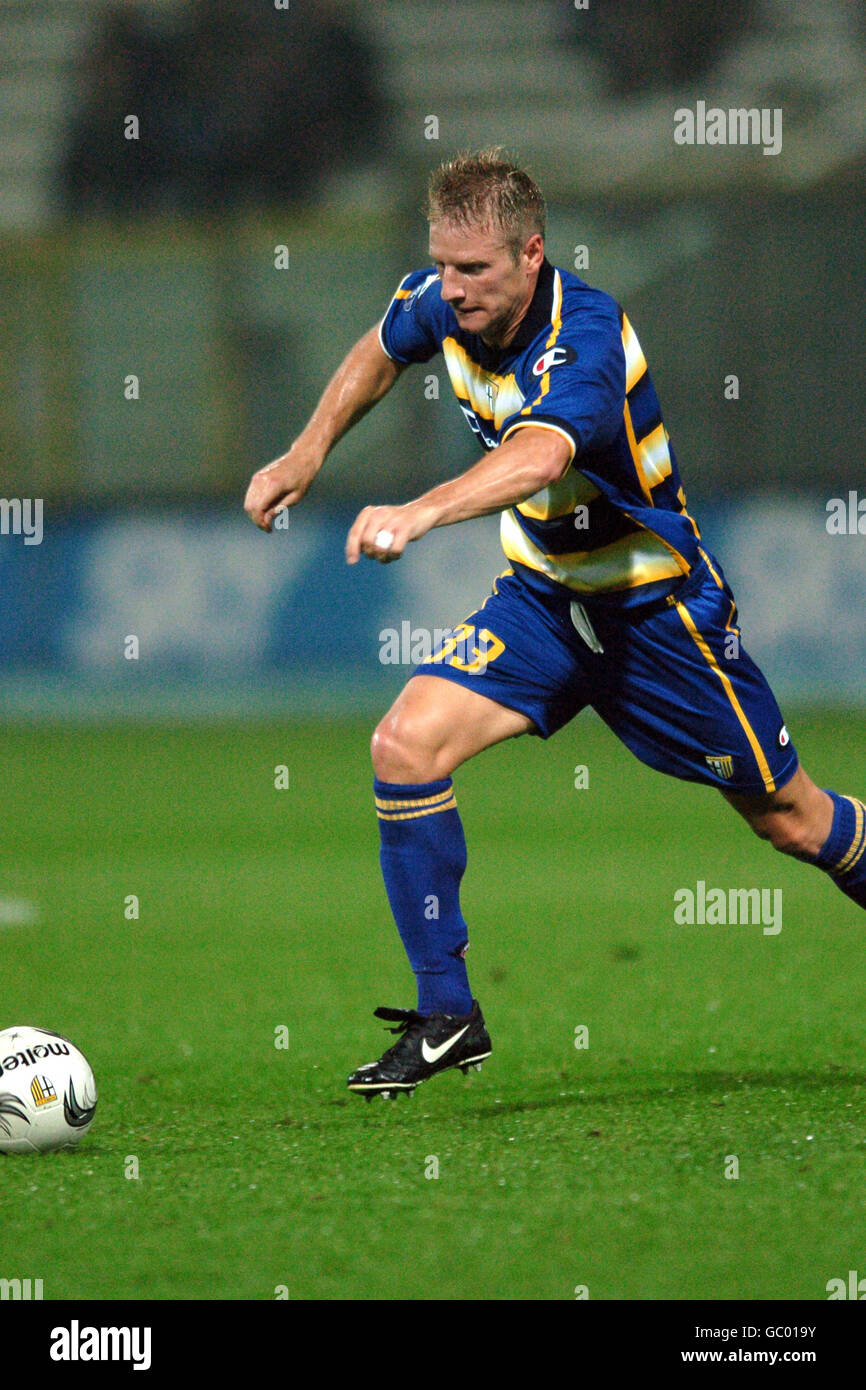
[
  {"x1": 244, "y1": 323, "x2": 401, "y2": 532},
  {"x1": 244, "y1": 443, "x2": 323, "y2": 532}
]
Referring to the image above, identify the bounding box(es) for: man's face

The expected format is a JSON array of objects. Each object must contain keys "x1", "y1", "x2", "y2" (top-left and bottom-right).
[{"x1": 428, "y1": 219, "x2": 543, "y2": 348}]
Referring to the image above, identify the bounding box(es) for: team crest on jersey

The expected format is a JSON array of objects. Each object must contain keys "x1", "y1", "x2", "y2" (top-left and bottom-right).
[
  {"x1": 705, "y1": 753, "x2": 734, "y2": 780},
  {"x1": 531, "y1": 344, "x2": 577, "y2": 377}
]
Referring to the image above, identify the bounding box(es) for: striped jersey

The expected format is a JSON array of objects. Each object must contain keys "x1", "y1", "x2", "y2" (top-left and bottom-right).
[{"x1": 379, "y1": 257, "x2": 705, "y2": 612}]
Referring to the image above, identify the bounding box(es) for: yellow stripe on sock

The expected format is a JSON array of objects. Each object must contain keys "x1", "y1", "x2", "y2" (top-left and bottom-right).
[
  {"x1": 674, "y1": 599, "x2": 775, "y2": 792},
  {"x1": 376, "y1": 796, "x2": 458, "y2": 822},
  {"x1": 836, "y1": 798, "x2": 866, "y2": 874},
  {"x1": 374, "y1": 787, "x2": 454, "y2": 814},
  {"x1": 843, "y1": 834, "x2": 866, "y2": 876}
]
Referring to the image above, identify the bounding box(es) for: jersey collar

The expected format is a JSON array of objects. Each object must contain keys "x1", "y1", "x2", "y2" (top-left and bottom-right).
[{"x1": 507, "y1": 257, "x2": 556, "y2": 352}]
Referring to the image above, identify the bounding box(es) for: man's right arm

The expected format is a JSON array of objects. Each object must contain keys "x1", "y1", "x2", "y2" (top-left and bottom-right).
[{"x1": 244, "y1": 324, "x2": 404, "y2": 531}]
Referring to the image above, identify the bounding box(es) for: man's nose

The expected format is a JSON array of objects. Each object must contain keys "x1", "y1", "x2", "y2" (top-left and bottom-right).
[{"x1": 439, "y1": 267, "x2": 464, "y2": 302}]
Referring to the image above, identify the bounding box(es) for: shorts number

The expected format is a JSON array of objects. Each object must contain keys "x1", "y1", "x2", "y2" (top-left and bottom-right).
[{"x1": 431, "y1": 622, "x2": 505, "y2": 674}]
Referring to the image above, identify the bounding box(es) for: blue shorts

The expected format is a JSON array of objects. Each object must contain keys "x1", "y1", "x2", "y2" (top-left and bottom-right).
[{"x1": 412, "y1": 556, "x2": 798, "y2": 796}]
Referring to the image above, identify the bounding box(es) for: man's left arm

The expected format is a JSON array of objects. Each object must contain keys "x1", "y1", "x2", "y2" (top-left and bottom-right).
[{"x1": 345, "y1": 426, "x2": 572, "y2": 564}]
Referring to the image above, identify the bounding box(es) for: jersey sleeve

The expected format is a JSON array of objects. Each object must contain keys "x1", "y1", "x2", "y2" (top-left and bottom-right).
[
  {"x1": 501, "y1": 299, "x2": 625, "y2": 461},
  {"x1": 378, "y1": 267, "x2": 444, "y2": 366}
]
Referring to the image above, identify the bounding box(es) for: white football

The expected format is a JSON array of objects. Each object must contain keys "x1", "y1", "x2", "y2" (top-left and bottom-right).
[{"x1": 0, "y1": 1026, "x2": 97, "y2": 1154}]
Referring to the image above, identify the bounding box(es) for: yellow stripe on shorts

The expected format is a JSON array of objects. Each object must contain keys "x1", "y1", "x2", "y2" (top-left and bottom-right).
[{"x1": 674, "y1": 600, "x2": 775, "y2": 792}]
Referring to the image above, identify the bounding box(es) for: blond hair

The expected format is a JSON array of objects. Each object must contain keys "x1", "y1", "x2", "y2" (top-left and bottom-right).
[{"x1": 424, "y1": 148, "x2": 546, "y2": 260}]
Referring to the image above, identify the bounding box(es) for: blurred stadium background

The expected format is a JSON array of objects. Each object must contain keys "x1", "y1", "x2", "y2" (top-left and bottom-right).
[
  {"x1": 1, "y1": 0, "x2": 865, "y2": 717},
  {"x1": 3, "y1": 0, "x2": 866, "y2": 1310}
]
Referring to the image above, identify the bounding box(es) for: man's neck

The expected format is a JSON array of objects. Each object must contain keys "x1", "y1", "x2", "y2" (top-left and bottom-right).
[{"x1": 481, "y1": 271, "x2": 541, "y2": 350}]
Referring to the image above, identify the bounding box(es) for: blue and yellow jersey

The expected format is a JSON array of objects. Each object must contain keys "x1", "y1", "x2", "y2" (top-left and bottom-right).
[{"x1": 379, "y1": 258, "x2": 705, "y2": 612}]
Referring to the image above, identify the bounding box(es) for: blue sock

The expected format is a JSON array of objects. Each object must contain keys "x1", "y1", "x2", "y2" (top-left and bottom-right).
[
  {"x1": 374, "y1": 777, "x2": 474, "y2": 1016},
  {"x1": 813, "y1": 791, "x2": 866, "y2": 910}
]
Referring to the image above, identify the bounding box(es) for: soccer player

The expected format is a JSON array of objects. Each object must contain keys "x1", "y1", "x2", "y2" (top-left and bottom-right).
[{"x1": 244, "y1": 150, "x2": 866, "y2": 1099}]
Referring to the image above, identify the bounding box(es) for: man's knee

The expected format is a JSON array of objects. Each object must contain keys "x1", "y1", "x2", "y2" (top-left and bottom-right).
[
  {"x1": 747, "y1": 811, "x2": 819, "y2": 861},
  {"x1": 371, "y1": 675, "x2": 531, "y2": 784},
  {"x1": 727, "y1": 771, "x2": 832, "y2": 862},
  {"x1": 371, "y1": 708, "x2": 448, "y2": 784}
]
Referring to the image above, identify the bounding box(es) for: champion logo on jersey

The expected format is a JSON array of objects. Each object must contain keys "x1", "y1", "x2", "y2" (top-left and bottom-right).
[
  {"x1": 531, "y1": 343, "x2": 577, "y2": 377},
  {"x1": 778, "y1": 725, "x2": 790, "y2": 747}
]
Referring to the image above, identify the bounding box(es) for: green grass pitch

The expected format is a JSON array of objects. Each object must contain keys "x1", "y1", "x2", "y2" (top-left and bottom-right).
[{"x1": 1, "y1": 710, "x2": 865, "y2": 1301}]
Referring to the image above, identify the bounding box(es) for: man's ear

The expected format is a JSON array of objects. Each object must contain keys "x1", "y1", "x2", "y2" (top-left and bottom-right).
[{"x1": 522, "y1": 232, "x2": 545, "y2": 271}]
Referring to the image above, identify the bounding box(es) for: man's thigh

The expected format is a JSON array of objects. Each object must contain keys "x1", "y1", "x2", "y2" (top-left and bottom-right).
[{"x1": 409, "y1": 569, "x2": 593, "y2": 743}]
